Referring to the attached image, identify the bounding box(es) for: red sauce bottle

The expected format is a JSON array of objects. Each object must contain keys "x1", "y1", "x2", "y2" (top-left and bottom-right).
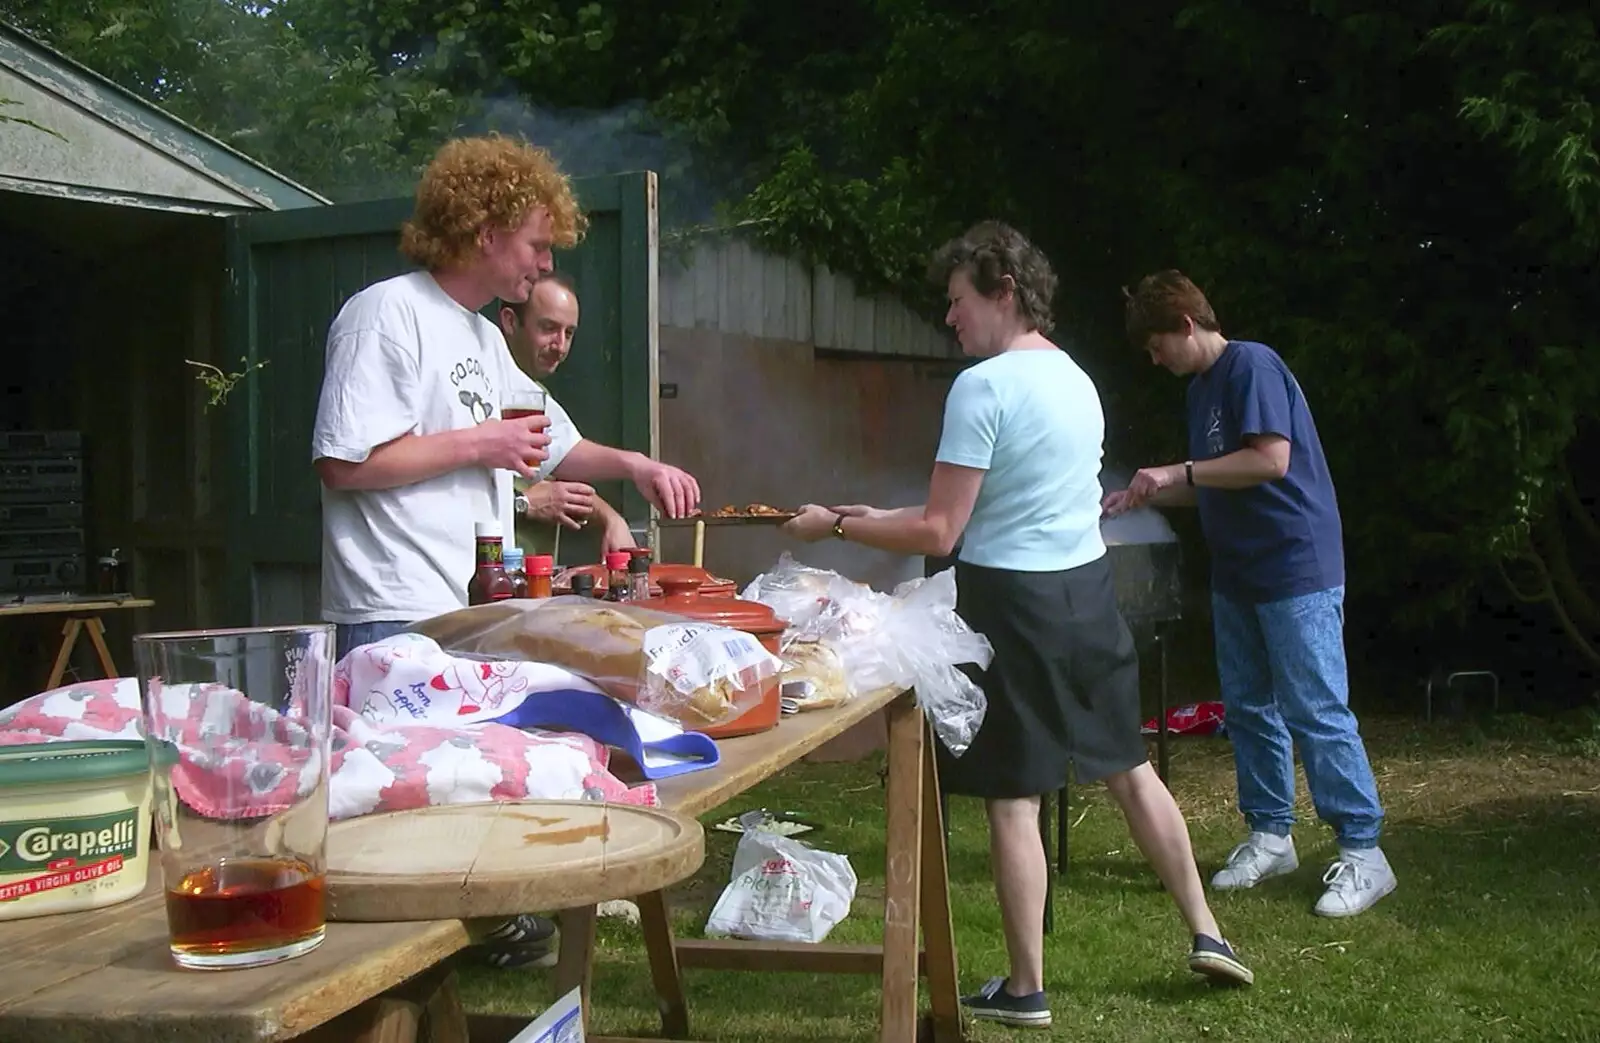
[
  {"x1": 467, "y1": 522, "x2": 516, "y2": 605},
  {"x1": 527, "y1": 554, "x2": 555, "y2": 599},
  {"x1": 603, "y1": 551, "x2": 632, "y2": 602}
]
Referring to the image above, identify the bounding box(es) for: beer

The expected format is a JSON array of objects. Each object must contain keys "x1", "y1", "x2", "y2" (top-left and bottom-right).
[
  {"x1": 502, "y1": 406, "x2": 545, "y2": 422},
  {"x1": 165, "y1": 856, "x2": 325, "y2": 964}
]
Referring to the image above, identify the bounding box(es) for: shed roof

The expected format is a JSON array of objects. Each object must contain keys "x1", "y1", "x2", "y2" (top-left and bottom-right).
[{"x1": 0, "y1": 20, "x2": 328, "y2": 214}]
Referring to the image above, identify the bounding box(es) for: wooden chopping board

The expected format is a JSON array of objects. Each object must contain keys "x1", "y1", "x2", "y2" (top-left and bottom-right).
[{"x1": 324, "y1": 800, "x2": 704, "y2": 922}]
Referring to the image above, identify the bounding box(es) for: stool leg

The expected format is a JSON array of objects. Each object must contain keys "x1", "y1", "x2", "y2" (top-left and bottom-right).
[
  {"x1": 1039, "y1": 790, "x2": 1055, "y2": 935},
  {"x1": 1156, "y1": 628, "x2": 1172, "y2": 786},
  {"x1": 47, "y1": 618, "x2": 84, "y2": 690},
  {"x1": 85, "y1": 618, "x2": 118, "y2": 678},
  {"x1": 1056, "y1": 781, "x2": 1071, "y2": 878}
]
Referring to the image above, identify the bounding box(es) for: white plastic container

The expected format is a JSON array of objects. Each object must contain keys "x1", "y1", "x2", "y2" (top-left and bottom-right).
[{"x1": 0, "y1": 740, "x2": 152, "y2": 921}]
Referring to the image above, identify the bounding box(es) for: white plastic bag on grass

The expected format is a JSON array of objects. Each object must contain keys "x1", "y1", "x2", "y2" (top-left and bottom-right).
[{"x1": 704, "y1": 827, "x2": 857, "y2": 944}]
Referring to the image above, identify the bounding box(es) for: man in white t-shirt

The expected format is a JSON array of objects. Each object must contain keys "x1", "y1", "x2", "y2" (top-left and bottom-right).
[
  {"x1": 312, "y1": 135, "x2": 588, "y2": 661},
  {"x1": 499, "y1": 270, "x2": 698, "y2": 557}
]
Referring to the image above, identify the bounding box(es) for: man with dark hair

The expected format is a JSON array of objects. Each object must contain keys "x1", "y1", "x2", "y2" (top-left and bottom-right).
[
  {"x1": 497, "y1": 273, "x2": 640, "y2": 556},
  {"x1": 1106, "y1": 270, "x2": 1395, "y2": 919}
]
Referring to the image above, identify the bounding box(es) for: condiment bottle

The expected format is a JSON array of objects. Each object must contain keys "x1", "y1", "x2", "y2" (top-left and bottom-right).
[
  {"x1": 527, "y1": 554, "x2": 555, "y2": 599},
  {"x1": 504, "y1": 546, "x2": 529, "y2": 599},
  {"x1": 570, "y1": 573, "x2": 597, "y2": 598},
  {"x1": 626, "y1": 551, "x2": 651, "y2": 601},
  {"x1": 466, "y1": 522, "x2": 515, "y2": 605},
  {"x1": 603, "y1": 551, "x2": 632, "y2": 602}
]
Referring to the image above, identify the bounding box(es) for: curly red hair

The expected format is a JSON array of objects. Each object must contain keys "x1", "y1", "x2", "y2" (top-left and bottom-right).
[{"x1": 401, "y1": 135, "x2": 587, "y2": 270}]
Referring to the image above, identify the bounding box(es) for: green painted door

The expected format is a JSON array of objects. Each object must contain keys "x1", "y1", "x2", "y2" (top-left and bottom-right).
[{"x1": 222, "y1": 172, "x2": 658, "y2": 626}]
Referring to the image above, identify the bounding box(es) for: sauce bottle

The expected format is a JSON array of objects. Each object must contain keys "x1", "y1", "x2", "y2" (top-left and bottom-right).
[
  {"x1": 626, "y1": 551, "x2": 652, "y2": 602},
  {"x1": 603, "y1": 551, "x2": 632, "y2": 602},
  {"x1": 467, "y1": 522, "x2": 515, "y2": 605},
  {"x1": 504, "y1": 546, "x2": 530, "y2": 599},
  {"x1": 527, "y1": 554, "x2": 555, "y2": 599},
  {"x1": 570, "y1": 573, "x2": 597, "y2": 598}
]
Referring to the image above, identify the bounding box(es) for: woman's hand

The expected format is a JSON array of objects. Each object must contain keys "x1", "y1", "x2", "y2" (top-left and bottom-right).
[{"x1": 782, "y1": 504, "x2": 841, "y2": 543}]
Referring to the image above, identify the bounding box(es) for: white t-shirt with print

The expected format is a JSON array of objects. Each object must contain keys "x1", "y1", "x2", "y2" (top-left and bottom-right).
[{"x1": 312, "y1": 271, "x2": 576, "y2": 624}]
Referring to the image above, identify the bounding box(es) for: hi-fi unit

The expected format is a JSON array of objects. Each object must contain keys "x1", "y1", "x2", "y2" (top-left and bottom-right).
[
  {"x1": 0, "y1": 430, "x2": 81, "y2": 456},
  {"x1": 0, "y1": 553, "x2": 85, "y2": 594},
  {"x1": 0, "y1": 456, "x2": 82, "y2": 504},
  {"x1": 0, "y1": 430, "x2": 86, "y2": 596},
  {"x1": 0, "y1": 501, "x2": 82, "y2": 527}
]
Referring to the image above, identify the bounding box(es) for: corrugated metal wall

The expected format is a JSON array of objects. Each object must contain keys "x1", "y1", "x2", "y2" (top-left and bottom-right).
[{"x1": 659, "y1": 237, "x2": 957, "y2": 358}]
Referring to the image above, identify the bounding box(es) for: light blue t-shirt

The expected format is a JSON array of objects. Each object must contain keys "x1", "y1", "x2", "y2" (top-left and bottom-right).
[{"x1": 936, "y1": 347, "x2": 1107, "y2": 573}]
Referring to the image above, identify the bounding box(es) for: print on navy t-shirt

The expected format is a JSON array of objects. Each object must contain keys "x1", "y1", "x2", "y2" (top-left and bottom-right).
[{"x1": 1185, "y1": 340, "x2": 1344, "y2": 603}]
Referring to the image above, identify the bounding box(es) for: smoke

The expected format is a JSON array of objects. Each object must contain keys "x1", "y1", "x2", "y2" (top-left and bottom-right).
[
  {"x1": 469, "y1": 97, "x2": 723, "y2": 229},
  {"x1": 1098, "y1": 465, "x2": 1179, "y2": 545}
]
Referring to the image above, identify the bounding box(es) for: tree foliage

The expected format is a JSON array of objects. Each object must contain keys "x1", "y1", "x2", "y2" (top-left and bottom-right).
[
  {"x1": 0, "y1": 0, "x2": 470, "y2": 198},
  {"x1": 3, "y1": 0, "x2": 1595, "y2": 665}
]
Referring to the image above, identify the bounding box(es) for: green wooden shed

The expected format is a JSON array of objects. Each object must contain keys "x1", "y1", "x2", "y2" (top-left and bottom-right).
[{"x1": 0, "y1": 20, "x2": 656, "y2": 689}]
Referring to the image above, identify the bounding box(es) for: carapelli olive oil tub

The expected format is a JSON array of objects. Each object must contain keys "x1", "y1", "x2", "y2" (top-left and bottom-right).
[{"x1": 0, "y1": 740, "x2": 152, "y2": 920}]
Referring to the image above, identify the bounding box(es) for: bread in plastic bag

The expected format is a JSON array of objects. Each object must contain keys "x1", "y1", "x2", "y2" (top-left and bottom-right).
[
  {"x1": 743, "y1": 555, "x2": 992, "y2": 755},
  {"x1": 779, "y1": 641, "x2": 851, "y2": 712},
  {"x1": 410, "y1": 596, "x2": 781, "y2": 726}
]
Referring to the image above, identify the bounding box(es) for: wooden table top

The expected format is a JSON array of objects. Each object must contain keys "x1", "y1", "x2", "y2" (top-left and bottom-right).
[
  {"x1": 0, "y1": 597, "x2": 154, "y2": 618},
  {"x1": 0, "y1": 687, "x2": 904, "y2": 1043},
  {"x1": 0, "y1": 863, "x2": 472, "y2": 1043}
]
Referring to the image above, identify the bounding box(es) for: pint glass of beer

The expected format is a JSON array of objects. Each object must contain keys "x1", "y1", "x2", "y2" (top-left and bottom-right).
[
  {"x1": 502, "y1": 385, "x2": 548, "y2": 480},
  {"x1": 134, "y1": 624, "x2": 334, "y2": 970}
]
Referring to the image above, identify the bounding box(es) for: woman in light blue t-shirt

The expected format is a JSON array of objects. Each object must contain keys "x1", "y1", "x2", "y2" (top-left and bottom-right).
[{"x1": 785, "y1": 222, "x2": 1251, "y2": 1026}]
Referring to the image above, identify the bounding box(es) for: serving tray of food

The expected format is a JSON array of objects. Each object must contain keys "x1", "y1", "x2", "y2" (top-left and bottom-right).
[{"x1": 658, "y1": 502, "x2": 799, "y2": 527}]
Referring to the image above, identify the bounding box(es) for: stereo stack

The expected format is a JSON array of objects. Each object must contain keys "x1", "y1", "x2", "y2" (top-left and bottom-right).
[{"x1": 0, "y1": 430, "x2": 86, "y2": 596}]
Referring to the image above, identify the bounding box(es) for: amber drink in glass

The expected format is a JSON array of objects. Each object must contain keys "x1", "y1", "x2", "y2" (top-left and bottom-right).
[{"x1": 134, "y1": 624, "x2": 334, "y2": 970}]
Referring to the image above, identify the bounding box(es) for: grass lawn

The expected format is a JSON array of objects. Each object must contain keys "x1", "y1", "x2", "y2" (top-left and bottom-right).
[{"x1": 458, "y1": 713, "x2": 1600, "y2": 1042}]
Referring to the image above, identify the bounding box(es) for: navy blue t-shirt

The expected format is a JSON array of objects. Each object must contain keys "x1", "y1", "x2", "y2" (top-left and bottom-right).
[{"x1": 1186, "y1": 340, "x2": 1344, "y2": 603}]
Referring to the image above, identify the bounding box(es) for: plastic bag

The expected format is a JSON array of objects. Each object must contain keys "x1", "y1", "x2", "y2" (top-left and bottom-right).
[
  {"x1": 743, "y1": 556, "x2": 992, "y2": 756},
  {"x1": 410, "y1": 596, "x2": 781, "y2": 727},
  {"x1": 704, "y1": 820, "x2": 857, "y2": 943},
  {"x1": 779, "y1": 641, "x2": 851, "y2": 712},
  {"x1": 740, "y1": 554, "x2": 878, "y2": 651}
]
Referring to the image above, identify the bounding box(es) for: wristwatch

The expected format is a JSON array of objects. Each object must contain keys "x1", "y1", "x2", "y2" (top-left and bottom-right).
[
  {"x1": 514, "y1": 494, "x2": 530, "y2": 515},
  {"x1": 832, "y1": 513, "x2": 847, "y2": 540},
  {"x1": 1184, "y1": 461, "x2": 1195, "y2": 487}
]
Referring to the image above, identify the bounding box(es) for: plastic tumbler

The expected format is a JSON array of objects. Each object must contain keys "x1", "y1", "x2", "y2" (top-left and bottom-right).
[{"x1": 133, "y1": 624, "x2": 334, "y2": 970}]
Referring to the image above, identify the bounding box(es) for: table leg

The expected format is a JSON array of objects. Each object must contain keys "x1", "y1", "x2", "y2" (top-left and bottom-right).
[
  {"x1": 419, "y1": 969, "x2": 471, "y2": 1043},
  {"x1": 918, "y1": 727, "x2": 964, "y2": 1042},
  {"x1": 46, "y1": 618, "x2": 84, "y2": 690},
  {"x1": 84, "y1": 617, "x2": 119, "y2": 678},
  {"x1": 554, "y1": 904, "x2": 599, "y2": 1032},
  {"x1": 637, "y1": 889, "x2": 690, "y2": 1038},
  {"x1": 880, "y1": 692, "x2": 924, "y2": 1043}
]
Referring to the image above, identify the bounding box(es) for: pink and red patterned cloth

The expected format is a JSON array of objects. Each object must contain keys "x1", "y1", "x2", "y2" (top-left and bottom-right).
[{"x1": 0, "y1": 634, "x2": 657, "y2": 821}]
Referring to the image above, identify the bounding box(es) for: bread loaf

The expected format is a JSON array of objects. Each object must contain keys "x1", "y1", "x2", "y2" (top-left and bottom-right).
[{"x1": 412, "y1": 597, "x2": 770, "y2": 725}]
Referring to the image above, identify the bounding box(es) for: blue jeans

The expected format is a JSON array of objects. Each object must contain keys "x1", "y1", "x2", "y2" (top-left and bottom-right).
[
  {"x1": 335, "y1": 620, "x2": 413, "y2": 663},
  {"x1": 1211, "y1": 586, "x2": 1384, "y2": 849}
]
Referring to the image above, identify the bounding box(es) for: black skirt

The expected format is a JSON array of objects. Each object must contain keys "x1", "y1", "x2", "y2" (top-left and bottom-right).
[{"x1": 936, "y1": 554, "x2": 1146, "y2": 798}]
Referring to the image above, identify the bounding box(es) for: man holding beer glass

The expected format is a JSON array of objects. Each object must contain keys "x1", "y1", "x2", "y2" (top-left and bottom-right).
[{"x1": 312, "y1": 134, "x2": 582, "y2": 662}]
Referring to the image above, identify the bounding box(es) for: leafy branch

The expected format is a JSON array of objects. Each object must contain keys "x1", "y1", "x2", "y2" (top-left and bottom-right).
[{"x1": 186, "y1": 356, "x2": 269, "y2": 409}]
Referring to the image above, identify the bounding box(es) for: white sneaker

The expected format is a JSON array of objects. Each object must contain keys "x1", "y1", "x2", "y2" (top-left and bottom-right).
[
  {"x1": 1314, "y1": 848, "x2": 1397, "y2": 917},
  {"x1": 1211, "y1": 832, "x2": 1299, "y2": 890}
]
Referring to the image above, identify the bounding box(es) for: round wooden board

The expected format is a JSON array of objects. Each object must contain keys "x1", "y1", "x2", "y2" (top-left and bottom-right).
[{"x1": 324, "y1": 800, "x2": 705, "y2": 922}]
